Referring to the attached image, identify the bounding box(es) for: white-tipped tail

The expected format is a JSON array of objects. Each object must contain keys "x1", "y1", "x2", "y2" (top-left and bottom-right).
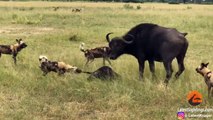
[{"x1": 80, "y1": 42, "x2": 85, "y2": 52}]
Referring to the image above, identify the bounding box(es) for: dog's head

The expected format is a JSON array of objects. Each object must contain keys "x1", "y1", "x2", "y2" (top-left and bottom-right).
[
  {"x1": 16, "y1": 39, "x2": 27, "y2": 49},
  {"x1": 196, "y1": 62, "x2": 210, "y2": 76},
  {"x1": 39, "y1": 55, "x2": 48, "y2": 63}
]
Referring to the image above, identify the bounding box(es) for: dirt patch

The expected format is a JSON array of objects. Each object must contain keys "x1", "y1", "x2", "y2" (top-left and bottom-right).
[{"x1": 0, "y1": 27, "x2": 55, "y2": 35}]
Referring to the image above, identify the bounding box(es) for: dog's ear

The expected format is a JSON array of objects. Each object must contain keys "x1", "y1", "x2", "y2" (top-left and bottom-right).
[
  {"x1": 201, "y1": 63, "x2": 205, "y2": 66},
  {"x1": 205, "y1": 62, "x2": 209, "y2": 67},
  {"x1": 201, "y1": 62, "x2": 209, "y2": 67},
  {"x1": 16, "y1": 39, "x2": 21, "y2": 44}
]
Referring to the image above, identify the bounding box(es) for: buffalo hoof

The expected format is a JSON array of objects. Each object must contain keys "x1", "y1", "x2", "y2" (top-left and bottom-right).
[
  {"x1": 164, "y1": 79, "x2": 169, "y2": 86},
  {"x1": 175, "y1": 73, "x2": 180, "y2": 79}
]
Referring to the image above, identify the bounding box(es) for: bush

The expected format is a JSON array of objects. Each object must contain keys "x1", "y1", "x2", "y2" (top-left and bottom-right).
[
  {"x1": 136, "y1": 5, "x2": 141, "y2": 10},
  {"x1": 123, "y1": 4, "x2": 134, "y2": 9},
  {"x1": 187, "y1": 6, "x2": 192, "y2": 9}
]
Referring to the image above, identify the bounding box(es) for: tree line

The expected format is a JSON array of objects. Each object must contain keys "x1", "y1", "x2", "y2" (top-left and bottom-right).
[{"x1": 2, "y1": 0, "x2": 213, "y2": 4}]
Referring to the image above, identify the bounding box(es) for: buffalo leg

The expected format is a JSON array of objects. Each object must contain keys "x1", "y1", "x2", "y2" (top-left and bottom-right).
[
  {"x1": 138, "y1": 60, "x2": 145, "y2": 81},
  {"x1": 175, "y1": 55, "x2": 185, "y2": 79},
  {"x1": 175, "y1": 43, "x2": 187, "y2": 78},
  {"x1": 148, "y1": 60, "x2": 156, "y2": 78},
  {"x1": 163, "y1": 61, "x2": 173, "y2": 84}
]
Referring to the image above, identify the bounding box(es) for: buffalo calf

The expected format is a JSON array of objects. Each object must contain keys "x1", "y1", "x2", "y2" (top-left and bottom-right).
[{"x1": 83, "y1": 66, "x2": 120, "y2": 80}]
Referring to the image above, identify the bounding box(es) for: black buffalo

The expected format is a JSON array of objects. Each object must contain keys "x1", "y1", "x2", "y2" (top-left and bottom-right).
[
  {"x1": 84, "y1": 66, "x2": 120, "y2": 81},
  {"x1": 106, "y1": 23, "x2": 188, "y2": 84}
]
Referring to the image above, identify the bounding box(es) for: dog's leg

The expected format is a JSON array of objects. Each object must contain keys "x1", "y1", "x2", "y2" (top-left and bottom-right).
[
  {"x1": 86, "y1": 58, "x2": 94, "y2": 66},
  {"x1": 88, "y1": 54, "x2": 94, "y2": 65},
  {"x1": 106, "y1": 58, "x2": 111, "y2": 65},
  {"x1": 85, "y1": 59, "x2": 90, "y2": 66},
  {"x1": 42, "y1": 67, "x2": 49, "y2": 76},
  {"x1": 43, "y1": 72, "x2": 48, "y2": 76},
  {"x1": 103, "y1": 57, "x2": 111, "y2": 66},
  {"x1": 89, "y1": 59, "x2": 94, "y2": 64},
  {"x1": 12, "y1": 53, "x2": 17, "y2": 64},
  {"x1": 0, "y1": 53, "x2": 1, "y2": 57},
  {"x1": 58, "y1": 69, "x2": 65, "y2": 75},
  {"x1": 208, "y1": 86, "x2": 211, "y2": 98}
]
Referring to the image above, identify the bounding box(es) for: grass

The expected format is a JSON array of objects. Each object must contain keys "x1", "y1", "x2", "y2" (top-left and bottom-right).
[{"x1": 0, "y1": 1, "x2": 213, "y2": 120}]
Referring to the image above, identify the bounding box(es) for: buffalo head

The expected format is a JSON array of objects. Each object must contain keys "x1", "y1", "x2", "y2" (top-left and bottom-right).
[{"x1": 106, "y1": 32, "x2": 134, "y2": 60}]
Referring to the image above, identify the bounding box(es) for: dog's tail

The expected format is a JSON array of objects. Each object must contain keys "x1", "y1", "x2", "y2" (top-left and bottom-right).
[
  {"x1": 81, "y1": 71, "x2": 92, "y2": 74},
  {"x1": 80, "y1": 42, "x2": 86, "y2": 52}
]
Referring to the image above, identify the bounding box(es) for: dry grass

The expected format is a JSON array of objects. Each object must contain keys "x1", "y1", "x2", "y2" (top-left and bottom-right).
[{"x1": 0, "y1": 1, "x2": 212, "y2": 120}]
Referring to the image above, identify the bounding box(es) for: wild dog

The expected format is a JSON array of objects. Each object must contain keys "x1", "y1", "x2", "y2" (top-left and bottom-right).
[
  {"x1": 80, "y1": 43, "x2": 111, "y2": 66},
  {"x1": 72, "y1": 8, "x2": 81, "y2": 12},
  {"x1": 39, "y1": 55, "x2": 82, "y2": 76},
  {"x1": 196, "y1": 63, "x2": 213, "y2": 98},
  {"x1": 0, "y1": 39, "x2": 27, "y2": 64}
]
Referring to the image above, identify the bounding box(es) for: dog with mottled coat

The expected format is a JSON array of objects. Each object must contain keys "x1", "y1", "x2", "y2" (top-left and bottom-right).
[
  {"x1": 196, "y1": 62, "x2": 213, "y2": 98},
  {"x1": 80, "y1": 42, "x2": 111, "y2": 66},
  {"x1": 0, "y1": 39, "x2": 27, "y2": 64},
  {"x1": 39, "y1": 55, "x2": 81, "y2": 76}
]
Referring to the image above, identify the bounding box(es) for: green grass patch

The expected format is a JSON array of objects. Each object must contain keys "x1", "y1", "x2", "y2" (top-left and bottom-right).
[{"x1": 0, "y1": 2, "x2": 212, "y2": 120}]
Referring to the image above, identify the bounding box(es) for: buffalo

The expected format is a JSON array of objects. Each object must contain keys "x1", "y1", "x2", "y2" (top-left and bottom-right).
[{"x1": 106, "y1": 23, "x2": 188, "y2": 84}]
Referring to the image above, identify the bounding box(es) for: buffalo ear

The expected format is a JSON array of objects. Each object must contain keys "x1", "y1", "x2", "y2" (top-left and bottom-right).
[
  {"x1": 123, "y1": 39, "x2": 133, "y2": 44},
  {"x1": 123, "y1": 34, "x2": 134, "y2": 44},
  {"x1": 123, "y1": 35, "x2": 134, "y2": 44},
  {"x1": 127, "y1": 34, "x2": 135, "y2": 40}
]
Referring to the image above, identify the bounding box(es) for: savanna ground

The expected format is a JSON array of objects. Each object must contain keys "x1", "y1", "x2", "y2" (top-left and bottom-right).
[{"x1": 0, "y1": 1, "x2": 212, "y2": 120}]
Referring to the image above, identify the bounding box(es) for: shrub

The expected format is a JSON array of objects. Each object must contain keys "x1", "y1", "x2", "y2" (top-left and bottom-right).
[
  {"x1": 123, "y1": 4, "x2": 134, "y2": 10},
  {"x1": 136, "y1": 5, "x2": 141, "y2": 10}
]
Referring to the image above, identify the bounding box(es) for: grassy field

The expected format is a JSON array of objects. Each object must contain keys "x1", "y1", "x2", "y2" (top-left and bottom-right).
[{"x1": 0, "y1": 1, "x2": 212, "y2": 120}]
